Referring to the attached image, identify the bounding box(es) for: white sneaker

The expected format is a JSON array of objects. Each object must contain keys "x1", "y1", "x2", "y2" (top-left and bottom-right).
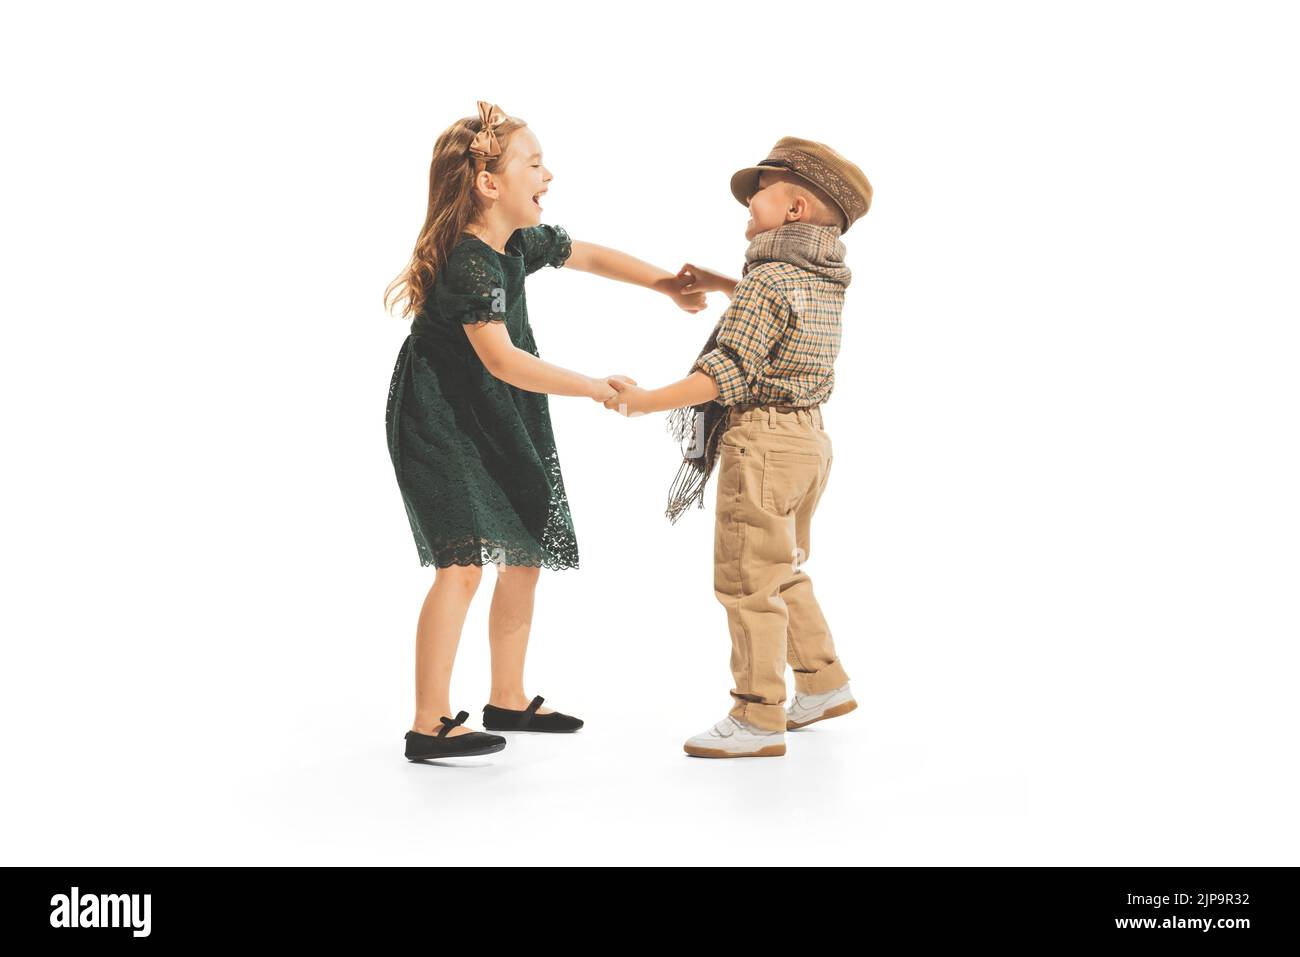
[
  {"x1": 786, "y1": 683, "x2": 857, "y2": 730},
  {"x1": 683, "y1": 715, "x2": 786, "y2": 758}
]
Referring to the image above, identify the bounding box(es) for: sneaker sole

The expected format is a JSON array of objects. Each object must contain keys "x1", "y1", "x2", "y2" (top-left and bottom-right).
[
  {"x1": 786, "y1": 699, "x2": 857, "y2": 730},
  {"x1": 405, "y1": 740, "x2": 507, "y2": 760},
  {"x1": 683, "y1": 742, "x2": 787, "y2": 758}
]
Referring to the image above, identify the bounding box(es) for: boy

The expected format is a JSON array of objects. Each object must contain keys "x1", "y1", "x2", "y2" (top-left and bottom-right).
[{"x1": 605, "y1": 137, "x2": 872, "y2": 757}]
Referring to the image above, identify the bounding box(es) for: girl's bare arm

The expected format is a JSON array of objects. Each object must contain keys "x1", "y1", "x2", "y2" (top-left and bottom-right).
[
  {"x1": 462, "y1": 321, "x2": 618, "y2": 400},
  {"x1": 565, "y1": 240, "x2": 706, "y2": 313}
]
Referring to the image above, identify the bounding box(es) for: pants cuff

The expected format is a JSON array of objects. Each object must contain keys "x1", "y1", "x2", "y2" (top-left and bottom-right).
[
  {"x1": 728, "y1": 700, "x2": 787, "y2": 733},
  {"x1": 792, "y1": 657, "x2": 849, "y2": 695}
]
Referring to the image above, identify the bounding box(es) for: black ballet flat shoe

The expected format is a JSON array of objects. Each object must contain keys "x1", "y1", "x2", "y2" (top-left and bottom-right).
[
  {"x1": 404, "y1": 710, "x2": 507, "y2": 760},
  {"x1": 482, "y1": 695, "x2": 584, "y2": 733}
]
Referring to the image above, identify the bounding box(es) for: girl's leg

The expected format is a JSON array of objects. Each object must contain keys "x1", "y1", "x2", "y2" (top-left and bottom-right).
[
  {"x1": 486, "y1": 564, "x2": 554, "y2": 713},
  {"x1": 411, "y1": 563, "x2": 483, "y2": 736}
]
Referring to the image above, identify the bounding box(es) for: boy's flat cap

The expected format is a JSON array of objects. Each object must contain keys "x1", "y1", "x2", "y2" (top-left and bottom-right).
[{"x1": 730, "y1": 136, "x2": 873, "y2": 232}]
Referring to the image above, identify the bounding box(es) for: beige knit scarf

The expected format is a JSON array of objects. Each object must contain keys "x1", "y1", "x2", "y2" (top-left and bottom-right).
[{"x1": 664, "y1": 222, "x2": 851, "y2": 523}]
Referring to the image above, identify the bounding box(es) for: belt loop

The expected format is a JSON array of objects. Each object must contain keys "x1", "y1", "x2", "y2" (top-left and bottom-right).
[{"x1": 767, "y1": 406, "x2": 776, "y2": 429}]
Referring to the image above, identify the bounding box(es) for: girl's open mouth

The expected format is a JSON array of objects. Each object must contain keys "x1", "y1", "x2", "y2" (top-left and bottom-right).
[{"x1": 532, "y1": 191, "x2": 546, "y2": 210}]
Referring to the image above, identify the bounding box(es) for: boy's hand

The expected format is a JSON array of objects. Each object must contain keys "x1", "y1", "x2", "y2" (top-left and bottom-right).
[
  {"x1": 653, "y1": 274, "x2": 707, "y2": 314},
  {"x1": 678, "y1": 263, "x2": 738, "y2": 300},
  {"x1": 603, "y1": 378, "x2": 652, "y2": 417}
]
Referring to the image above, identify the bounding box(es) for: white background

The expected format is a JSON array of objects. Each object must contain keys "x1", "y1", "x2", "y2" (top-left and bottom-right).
[{"x1": 2, "y1": 0, "x2": 1297, "y2": 865}]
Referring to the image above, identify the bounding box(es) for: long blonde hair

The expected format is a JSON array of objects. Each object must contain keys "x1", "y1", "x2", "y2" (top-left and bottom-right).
[{"x1": 384, "y1": 110, "x2": 529, "y2": 319}]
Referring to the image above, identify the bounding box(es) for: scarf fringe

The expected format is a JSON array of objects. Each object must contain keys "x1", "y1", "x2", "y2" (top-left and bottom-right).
[
  {"x1": 663, "y1": 399, "x2": 729, "y2": 524},
  {"x1": 664, "y1": 457, "x2": 707, "y2": 524}
]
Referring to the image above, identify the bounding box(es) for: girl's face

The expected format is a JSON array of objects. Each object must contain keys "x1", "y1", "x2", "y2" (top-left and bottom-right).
[
  {"x1": 745, "y1": 170, "x2": 796, "y2": 240},
  {"x1": 479, "y1": 126, "x2": 553, "y2": 227}
]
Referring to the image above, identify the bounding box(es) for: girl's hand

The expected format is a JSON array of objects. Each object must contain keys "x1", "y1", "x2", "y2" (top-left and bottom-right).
[
  {"x1": 653, "y1": 274, "x2": 707, "y2": 314},
  {"x1": 588, "y1": 374, "x2": 636, "y2": 403},
  {"x1": 587, "y1": 376, "x2": 618, "y2": 403}
]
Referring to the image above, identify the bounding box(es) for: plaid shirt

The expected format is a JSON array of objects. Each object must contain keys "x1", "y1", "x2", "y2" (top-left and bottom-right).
[{"x1": 693, "y1": 261, "x2": 846, "y2": 407}]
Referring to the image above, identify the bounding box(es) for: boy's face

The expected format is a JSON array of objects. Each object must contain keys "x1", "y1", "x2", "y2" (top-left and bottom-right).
[
  {"x1": 744, "y1": 171, "x2": 796, "y2": 240},
  {"x1": 478, "y1": 126, "x2": 553, "y2": 226}
]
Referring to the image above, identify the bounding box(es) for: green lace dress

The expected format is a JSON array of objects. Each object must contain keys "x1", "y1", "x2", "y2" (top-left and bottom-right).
[{"x1": 385, "y1": 224, "x2": 579, "y2": 569}]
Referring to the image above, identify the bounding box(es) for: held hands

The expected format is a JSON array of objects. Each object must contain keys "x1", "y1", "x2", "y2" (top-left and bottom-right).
[
  {"x1": 677, "y1": 263, "x2": 734, "y2": 297},
  {"x1": 649, "y1": 260, "x2": 739, "y2": 314},
  {"x1": 602, "y1": 376, "x2": 653, "y2": 417},
  {"x1": 589, "y1": 374, "x2": 637, "y2": 404},
  {"x1": 587, "y1": 374, "x2": 650, "y2": 415},
  {"x1": 653, "y1": 273, "x2": 707, "y2": 313}
]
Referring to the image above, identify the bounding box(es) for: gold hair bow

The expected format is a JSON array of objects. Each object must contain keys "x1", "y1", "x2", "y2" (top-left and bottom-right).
[{"x1": 468, "y1": 101, "x2": 508, "y2": 160}]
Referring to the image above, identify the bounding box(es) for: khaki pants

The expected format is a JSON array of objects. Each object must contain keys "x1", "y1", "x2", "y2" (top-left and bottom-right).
[{"x1": 713, "y1": 404, "x2": 849, "y2": 732}]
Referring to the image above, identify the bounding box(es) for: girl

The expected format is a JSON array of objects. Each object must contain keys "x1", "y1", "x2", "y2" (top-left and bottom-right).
[{"x1": 384, "y1": 101, "x2": 705, "y2": 761}]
